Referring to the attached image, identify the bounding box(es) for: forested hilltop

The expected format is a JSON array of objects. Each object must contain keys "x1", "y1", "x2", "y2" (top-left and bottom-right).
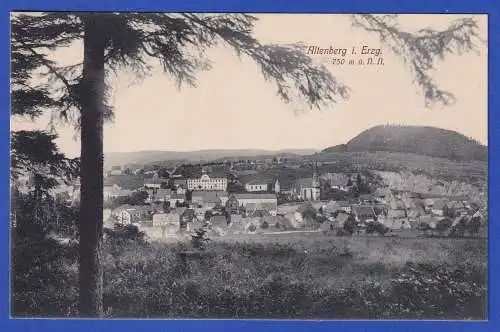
[{"x1": 322, "y1": 125, "x2": 487, "y2": 162}]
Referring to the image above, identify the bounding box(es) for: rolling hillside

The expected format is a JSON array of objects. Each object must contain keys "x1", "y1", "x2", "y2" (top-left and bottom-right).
[
  {"x1": 322, "y1": 125, "x2": 487, "y2": 162},
  {"x1": 104, "y1": 149, "x2": 317, "y2": 169}
]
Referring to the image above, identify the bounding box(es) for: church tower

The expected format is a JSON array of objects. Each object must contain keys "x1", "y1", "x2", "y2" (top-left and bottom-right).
[
  {"x1": 311, "y1": 161, "x2": 321, "y2": 201},
  {"x1": 274, "y1": 178, "x2": 281, "y2": 194}
]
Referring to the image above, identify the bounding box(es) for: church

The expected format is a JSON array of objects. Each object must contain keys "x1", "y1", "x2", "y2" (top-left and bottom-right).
[{"x1": 291, "y1": 161, "x2": 321, "y2": 201}]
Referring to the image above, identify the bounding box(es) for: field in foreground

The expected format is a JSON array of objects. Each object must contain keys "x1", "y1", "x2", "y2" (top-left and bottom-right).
[{"x1": 12, "y1": 233, "x2": 487, "y2": 319}]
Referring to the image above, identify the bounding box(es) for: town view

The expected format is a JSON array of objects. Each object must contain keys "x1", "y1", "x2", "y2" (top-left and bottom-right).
[{"x1": 11, "y1": 13, "x2": 487, "y2": 320}]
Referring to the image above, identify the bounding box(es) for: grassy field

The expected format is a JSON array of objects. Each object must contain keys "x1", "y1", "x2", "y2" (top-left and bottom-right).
[{"x1": 12, "y1": 233, "x2": 487, "y2": 319}]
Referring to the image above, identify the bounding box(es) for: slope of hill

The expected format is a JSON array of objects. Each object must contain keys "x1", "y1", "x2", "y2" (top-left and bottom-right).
[
  {"x1": 322, "y1": 125, "x2": 487, "y2": 161},
  {"x1": 104, "y1": 149, "x2": 317, "y2": 169}
]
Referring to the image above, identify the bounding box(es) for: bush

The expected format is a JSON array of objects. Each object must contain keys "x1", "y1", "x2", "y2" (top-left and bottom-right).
[
  {"x1": 436, "y1": 218, "x2": 452, "y2": 235},
  {"x1": 104, "y1": 223, "x2": 146, "y2": 244},
  {"x1": 12, "y1": 237, "x2": 486, "y2": 319},
  {"x1": 12, "y1": 235, "x2": 79, "y2": 317},
  {"x1": 343, "y1": 218, "x2": 357, "y2": 235},
  {"x1": 191, "y1": 228, "x2": 210, "y2": 251},
  {"x1": 366, "y1": 222, "x2": 388, "y2": 236},
  {"x1": 389, "y1": 263, "x2": 486, "y2": 319}
]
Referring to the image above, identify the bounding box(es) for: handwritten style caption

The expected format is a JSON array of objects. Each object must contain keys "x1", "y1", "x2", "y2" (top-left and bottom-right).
[{"x1": 305, "y1": 45, "x2": 385, "y2": 66}]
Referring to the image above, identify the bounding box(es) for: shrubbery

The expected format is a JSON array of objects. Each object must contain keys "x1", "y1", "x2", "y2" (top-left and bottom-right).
[
  {"x1": 191, "y1": 228, "x2": 210, "y2": 251},
  {"x1": 12, "y1": 238, "x2": 486, "y2": 319},
  {"x1": 104, "y1": 223, "x2": 147, "y2": 245},
  {"x1": 366, "y1": 222, "x2": 389, "y2": 236}
]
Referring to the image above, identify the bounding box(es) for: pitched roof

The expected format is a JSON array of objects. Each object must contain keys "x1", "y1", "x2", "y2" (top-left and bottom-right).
[
  {"x1": 323, "y1": 201, "x2": 340, "y2": 212},
  {"x1": 246, "y1": 202, "x2": 277, "y2": 211},
  {"x1": 144, "y1": 177, "x2": 169, "y2": 185},
  {"x1": 336, "y1": 200, "x2": 352, "y2": 207},
  {"x1": 372, "y1": 204, "x2": 387, "y2": 216},
  {"x1": 352, "y1": 205, "x2": 376, "y2": 219},
  {"x1": 423, "y1": 198, "x2": 435, "y2": 207},
  {"x1": 174, "y1": 179, "x2": 187, "y2": 185},
  {"x1": 472, "y1": 210, "x2": 484, "y2": 219},
  {"x1": 387, "y1": 209, "x2": 406, "y2": 219},
  {"x1": 432, "y1": 198, "x2": 448, "y2": 210},
  {"x1": 452, "y1": 215, "x2": 468, "y2": 227},
  {"x1": 192, "y1": 190, "x2": 228, "y2": 198},
  {"x1": 359, "y1": 194, "x2": 375, "y2": 201},
  {"x1": 229, "y1": 214, "x2": 245, "y2": 224},
  {"x1": 385, "y1": 218, "x2": 409, "y2": 230},
  {"x1": 115, "y1": 204, "x2": 155, "y2": 213},
  {"x1": 156, "y1": 189, "x2": 171, "y2": 197},
  {"x1": 330, "y1": 177, "x2": 349, "y2": 187},
  {"x1": 204, "y1": 196, "x2": 222, "y2": 204},
  {"x1": 404, "y1": 198, "x2": 424, "y2": 209},
  {"x1": 391, "y1": 200, "x2": 406, "y2": 210},
  {"x1": 170, "y1": 192, "x2": 186, "y2": 200},
  {"x1": 153, "y1": 213, "x2": 180, "y2": 223},
  {"x1": 189, "y1": 220, "x2": 206, "y2": 230},
  {"x1": 294, "y1": 178, "x2": 314, "y2": 189},
  {"x1": 245, "y1": 180, "x2": 268, "y2": 185},
  {"x1": 211, "y1": 215, "x2": 228, "y2": 227},
  {"x1": 375, "y1": 187, "x2": 392, "y2": 197},
  {"x1": 447, "y1": 201, "x2": 466, "y2": 210},
  {"x1": 232, "y1": 193, "x2": 277, "y2": 200},
  {"x1": 419, "y1": 215, "x2": 443, "y2": 225}
]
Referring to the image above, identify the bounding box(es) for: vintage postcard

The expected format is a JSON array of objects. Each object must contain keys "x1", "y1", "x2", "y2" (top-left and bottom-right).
[{"x1": 10, "y1": 13, "x2": 487, "y2": 320}]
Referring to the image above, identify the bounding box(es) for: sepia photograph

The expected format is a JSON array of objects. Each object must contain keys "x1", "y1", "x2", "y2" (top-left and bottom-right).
[{"x1": 10, "y1": 13, "x2": 488, "y2": 320}]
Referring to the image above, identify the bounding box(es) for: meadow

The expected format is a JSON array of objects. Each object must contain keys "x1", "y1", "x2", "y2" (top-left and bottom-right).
[{"x1": 12, "y1": 233, "x2": 487, "y2": 319}]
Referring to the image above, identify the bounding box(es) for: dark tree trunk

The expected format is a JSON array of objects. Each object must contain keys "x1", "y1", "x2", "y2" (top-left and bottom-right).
[{"x1": 78, "y1": 15, "x2": 107, "y2": 317}]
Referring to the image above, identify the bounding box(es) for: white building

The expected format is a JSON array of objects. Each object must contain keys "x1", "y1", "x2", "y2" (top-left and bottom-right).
[
  {"x1": 108, "y1": 166, "x2": 123, "y2": 176},
  {"x1": 103, "y1": 184, "x2": 133, "y2": 200},
  {"x1": 187, "y1": 172, "x2": 227, "y2": 191},
  {"x1": 245, "y1": 180, "x2": 268, "y2": 192}
]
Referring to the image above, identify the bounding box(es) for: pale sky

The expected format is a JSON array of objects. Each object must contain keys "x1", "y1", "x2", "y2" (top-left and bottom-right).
[{"x1": 11, "y1": 14, "x2": 488, "y2": 158}]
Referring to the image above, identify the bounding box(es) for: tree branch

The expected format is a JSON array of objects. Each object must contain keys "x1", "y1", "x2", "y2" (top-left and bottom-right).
[
  {"x1": 19, "y1": 40, "x2": 73, "y2": 92},
  {"x1": 350, "y1": 14, "x2": 482, "y2": 107}
]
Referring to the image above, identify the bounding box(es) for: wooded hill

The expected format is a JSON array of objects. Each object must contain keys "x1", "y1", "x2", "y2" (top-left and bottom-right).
[{"x1": 322, "y1": 125, "x2": 487, "y2": 162}]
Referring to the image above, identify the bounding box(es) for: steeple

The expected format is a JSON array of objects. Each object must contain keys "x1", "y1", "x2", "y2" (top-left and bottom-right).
[
  {"x1": 312, "y1": 161, "x2": 319, "y2": 188},
  {"x1": 311, "y1": 161, "x2": 321, "y2": 201}
]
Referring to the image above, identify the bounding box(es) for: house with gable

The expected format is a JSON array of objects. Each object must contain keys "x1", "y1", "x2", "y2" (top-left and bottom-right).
[
  {"x1": 352, "y1": 205, "x2": 377, "y2": 224},
  {"x1": 191, "y1": 190, "x2": 229, "y2": 208},
  {"x1": 226, "y1": 193, "x2": 278, "y2": 214},
  {"x1": 431, "y1": 198, "x2": 448, "y2": 217},
  {"x1": 329, "y1": 173, "x2": 350, "y2": 191},
  {"x1": 245, "y1": 180, "x2": 269, "y2": 192}
]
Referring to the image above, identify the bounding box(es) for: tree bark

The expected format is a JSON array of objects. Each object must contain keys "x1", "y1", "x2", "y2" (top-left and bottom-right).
[{"x1": 78, "y1": 15, "x2": 107, "y2": 317}]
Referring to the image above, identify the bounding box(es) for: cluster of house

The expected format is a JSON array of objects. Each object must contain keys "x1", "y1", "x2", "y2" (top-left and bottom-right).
[
  {"x1": 315, "y1": 188, "x2": 485, "y2": 233},
  {"x1": 14, "y1": 161, "x2": 484, "y2": 238},
  {"x1": 106, "y1": 189, "x2": 279, "y2": 237},
  {"x1": 101, "y1": 165, "x2": 486, "y2": 237},
  {"x1": 103, "y1": 169, "x2": 281, "y2": 236}
]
